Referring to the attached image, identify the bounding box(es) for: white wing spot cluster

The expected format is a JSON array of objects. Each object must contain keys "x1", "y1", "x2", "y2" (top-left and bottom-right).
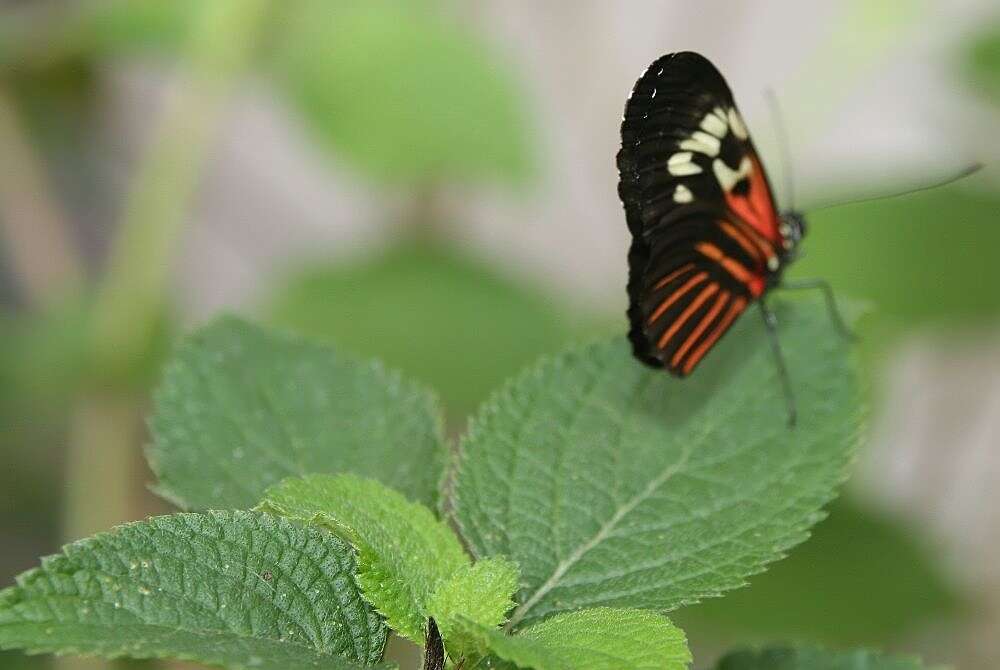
[{"x1": 668, "y1": 106, "x2": 752, "y2": 192}]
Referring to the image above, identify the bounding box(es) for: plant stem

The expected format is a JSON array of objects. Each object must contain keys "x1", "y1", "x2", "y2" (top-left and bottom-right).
[
  {"x1": 57, "y1": 2, "x2": 270, "y2": 670},
  {"x1": 90, "y1": 0, "x2": 269, "y2": 366},
  {"x1": 61, "y1": 393, "x2": 137, "y2": 545},
  {"x1": 0, "y1": 85, "x2": 84, "y2": 305}
]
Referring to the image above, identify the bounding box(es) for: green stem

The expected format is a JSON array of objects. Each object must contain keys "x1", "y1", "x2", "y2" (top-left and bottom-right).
[
  {"x1": 58, "y1": 3, "x2": 270, "y2": 670},
  {"x1": 91, "y1": 0, "x2": 270, "y2": 366}
]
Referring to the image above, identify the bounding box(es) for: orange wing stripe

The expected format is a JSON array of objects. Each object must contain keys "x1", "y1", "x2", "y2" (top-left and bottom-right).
[
  {"x1": 648, "y1": 271, "x2": 708, "y2": 324},
  {"x1": 694, "y1": 241, "x2": 763, "y2": 295},
  {"x1": 720, "y1": 221, "x2": 764, "y2": 263},
  {"x1": 681, "y1": 296, "x2": 747, "y2": 374},
  {"x1": 671, "y1": 290, "x2": 729, "y2": 367},
  {"x1": 653, "y1": 262, "x2": 696, "y2": 291},
  {"x1": 657, "y1": 282, "x2": 719, "y2": 349},
  {"x1": 730, "y1": 217, "x2": 777, "y2": 262}
]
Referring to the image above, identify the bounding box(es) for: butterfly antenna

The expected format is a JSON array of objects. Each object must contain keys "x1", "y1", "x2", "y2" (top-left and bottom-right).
[
  {"x1": 809, "y1": 162, "x2": 983, "y2": 212},
  {"x1": 764, "y1": 87, "x2": 796, "y2": 211}
]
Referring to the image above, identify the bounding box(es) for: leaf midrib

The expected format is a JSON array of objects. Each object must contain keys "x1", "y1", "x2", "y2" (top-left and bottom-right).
[{"x1": 505, "y1": 438, "x2": 694, "y2": 630}]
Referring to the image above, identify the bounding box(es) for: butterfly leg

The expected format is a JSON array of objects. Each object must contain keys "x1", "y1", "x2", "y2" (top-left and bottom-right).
[
  {"x1": 758, "y1": 300, "x2": 797, "y2": 428},
  {"x1": 778, "y1": 278, "x2": 857, "y2": 340}
]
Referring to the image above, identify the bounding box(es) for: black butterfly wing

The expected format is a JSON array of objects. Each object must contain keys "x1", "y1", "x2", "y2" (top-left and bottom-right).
[{"x1": 618, "y1": 51, "x2": 781, "y2": 375}]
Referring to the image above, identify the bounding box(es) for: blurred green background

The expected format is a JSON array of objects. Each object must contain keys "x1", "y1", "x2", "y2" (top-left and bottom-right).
[{"x1": 1, "y1": 2, "x2": 999, "y2": 669}]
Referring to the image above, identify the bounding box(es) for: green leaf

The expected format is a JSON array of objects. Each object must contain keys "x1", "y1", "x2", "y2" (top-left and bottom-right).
[
  {"x1": 460, "y1": 608, "x2": 690, "y2": 670},
  {"x1": 265, "y1": 244, "x2": 580, "y2": 423},
  {"x1": 426, "y1": 558, "x2": 519, "y2": 658},
  {"x1": 72, "y1": 0, "x2": 204, "y2": 58},
  {"x1": 270, "y1": 2, "x2": 531, "y2": 183},
  {"x1": 714, "y1": 646, "x2": 932, "y2": 670},
  {"x1": 0, "y1": 1, "x2": 203, "y2": 69},
  {"x1": 799, "y1": 186, "x2": 1000, "y2": 326},
  {"x1": 967, "y1": 23, "x2": 1000, "y2": 104},
  {"x1": 453, "y1": 297, "x2": 864, "y2": 629},
  {"x1": 148, "y1": 316, "x2": 446, "y2": 510},
  {"x1": 0, "y1": 511, "x2": 388, "y2": 669},
  {"x1": 259, "y1": 474, "x2": 468, "y2": 643},
  {"x1": 672, "y1": 497, "x2": 957, "y2": 647}
]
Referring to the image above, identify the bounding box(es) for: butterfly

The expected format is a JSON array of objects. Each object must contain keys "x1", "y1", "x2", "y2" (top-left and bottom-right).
[{"x1": 616, "y1": 51, "x2": 850, "y2": 425}]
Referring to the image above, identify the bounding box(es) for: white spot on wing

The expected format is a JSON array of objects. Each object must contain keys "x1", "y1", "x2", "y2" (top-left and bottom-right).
[
  {"x1": 713, "y1": 156, "x2": 752, "y2": 191},
  {"x1": 728, "y1": 107, "x2": 749, "y2": 140},
  {"x1": 680, "y1": 131, "x2": 721, "y2": 156},
  {"x1": 668, "y1": 151, "x2": 702, "y2": 176},
  {"x1": 673, "y1": 184, "x2": 693, "y2": 203},
  {"x1": 700, "y1": 109, "x2": 728, "y2": 138}
]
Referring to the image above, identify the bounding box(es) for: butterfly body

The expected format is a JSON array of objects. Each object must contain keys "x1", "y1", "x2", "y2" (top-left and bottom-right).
[{"x1": 618, "y1": 51, "x2": 806, "y2": 375}]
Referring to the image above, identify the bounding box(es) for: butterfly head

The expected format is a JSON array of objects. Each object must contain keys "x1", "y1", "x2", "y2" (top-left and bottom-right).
[{"x1": 778, "y1": 210, "x2": 806, "y2": 260}]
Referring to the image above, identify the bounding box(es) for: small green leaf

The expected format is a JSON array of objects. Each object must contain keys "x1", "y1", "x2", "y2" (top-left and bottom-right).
[
  {"x1": 426, "y1": 557, "x2": 519, "y2": 658},
  {"x1": 270, "y1": 2, "x2": 531, "y2": 183},
  {"x1": 714, "y1": 646, "x2": 933, "y2": 670},
  {"x1": 460, "y1": 608, "x2": 690, "y2": 670},
  {"x1": 0, "y1": 511, "x2": 388, "y2": 669},
  {"x1": 259, "y1": 474, "x2": 468, "y2": 643},
  {"x1": 453, "y1": 297, "x2": 865, "y2": 629},
  {"x1": 148, "y1": 316, "x2": 446, "y2": 510}
]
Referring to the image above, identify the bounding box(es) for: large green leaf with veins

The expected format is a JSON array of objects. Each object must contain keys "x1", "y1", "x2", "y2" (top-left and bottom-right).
[
  {"x1": 148, "y1": 317, "x2": 446, "y2": 510},
  {"x1": 453, "y1": 296, "x2": 865, "y2": 629},
  {"x1": 0, "y1": 511, "x2": 388, "y2": 669}
]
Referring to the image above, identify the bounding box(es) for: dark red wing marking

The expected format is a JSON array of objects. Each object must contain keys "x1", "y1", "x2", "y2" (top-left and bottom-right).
[{"x1": 723, "y1": 153, "x2": 782, "y2": 247}]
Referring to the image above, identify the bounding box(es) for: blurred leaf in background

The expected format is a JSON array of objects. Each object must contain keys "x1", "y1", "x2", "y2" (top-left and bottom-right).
[
  {"x1": 2, "y1": 0, "x2": 533, "y2": 186},
  {"x1": 270, "y1": 1, "x2": 533, "y2": 184},
  {"x1": 967, "y1": 22, "x2": 1000, "y2": 104},
  {"x1": 266, "y1": 244, "x2": 582, "y2": 423},
  {"x1": 794, "y1": 184, "x2": 1000, "y2": 336},
  {"x1": 0, "y1": 0, "x2": 200, "y2": 69},
  {"x1": 0, "y1": 650, "x2": 47, "y2": 670},
  {"x1": 673, "y1": 498, "x2": 958, "y2": 649}
]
